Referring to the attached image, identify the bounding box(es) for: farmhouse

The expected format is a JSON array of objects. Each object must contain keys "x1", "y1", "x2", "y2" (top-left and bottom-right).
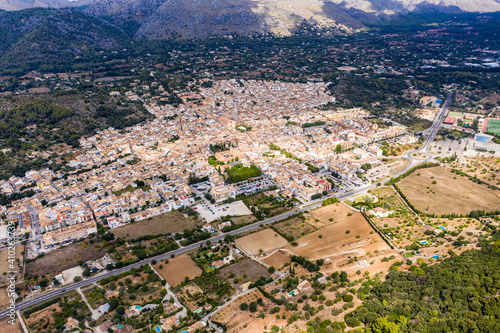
[{"x1": 297, "y1": 280, "x2": 311, "y2": 292}]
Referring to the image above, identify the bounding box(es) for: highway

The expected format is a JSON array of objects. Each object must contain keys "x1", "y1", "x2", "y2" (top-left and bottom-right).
[{"x1": 0, "y1": 96, "x2": 450, "y2": 319}]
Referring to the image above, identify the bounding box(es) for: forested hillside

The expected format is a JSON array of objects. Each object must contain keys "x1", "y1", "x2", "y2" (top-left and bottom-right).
[{"x1": 0, "y1": 8, "x2": 130, "y2": 75}]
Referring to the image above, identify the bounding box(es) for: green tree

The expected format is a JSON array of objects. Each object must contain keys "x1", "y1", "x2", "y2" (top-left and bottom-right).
[{"x1": 371, "y1": 317, "x2": 400, "y2": 333}]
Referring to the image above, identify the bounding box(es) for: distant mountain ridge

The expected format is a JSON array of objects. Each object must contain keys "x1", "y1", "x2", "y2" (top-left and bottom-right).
[{"x1": 1, "y1": 0, "x2": 500, "y2": 39}]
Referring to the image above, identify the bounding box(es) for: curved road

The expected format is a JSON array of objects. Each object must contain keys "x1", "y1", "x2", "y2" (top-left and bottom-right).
[{"x1": 0, "y1": 95, "x2": 450, "y2": 319}]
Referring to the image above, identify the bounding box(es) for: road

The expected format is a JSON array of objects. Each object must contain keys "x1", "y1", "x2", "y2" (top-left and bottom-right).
[
  {"x1": 0, "y1": 96, "x2": 450, "y2": 320},
  {"x1": 421, "y1": 92, "x2": 452, "y2": 156}
]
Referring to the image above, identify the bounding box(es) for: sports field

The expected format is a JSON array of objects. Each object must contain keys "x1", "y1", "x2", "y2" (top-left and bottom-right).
[{"x1": 486, "y1": 118, "x2": 500, "y2": 135}]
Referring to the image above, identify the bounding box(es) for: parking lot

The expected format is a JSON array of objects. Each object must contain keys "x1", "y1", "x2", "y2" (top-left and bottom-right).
[
  {"x1": 194, "y1": 200, "x2": 252, "y2": 222},
  {"x1": 430, "y1": 139, "x2": 469, "y2": 157},
  {"x1": 234, "y1": 176, "x2": 276, "y2": 195}
]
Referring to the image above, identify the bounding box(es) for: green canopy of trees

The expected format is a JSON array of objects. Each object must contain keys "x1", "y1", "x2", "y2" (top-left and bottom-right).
[{"x1": 345, "y1": 234, "x2": 500, "y2": 332}]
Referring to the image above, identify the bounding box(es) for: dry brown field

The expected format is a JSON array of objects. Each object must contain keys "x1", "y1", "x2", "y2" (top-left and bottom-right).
[
  {"x1": 26, "y1": 240, "x2": 109, "y2": 276},
  {"x1": 0, "y1": 245, "x2": 24, "y2": 287},
  {"x1": 112, "y1": 210, "x2": 192, "y2": 239},
  {"x1": 24, "y1": 302, "x2": 61, "y2": 329},
  {"x1": 285, "y1": 212, "x2": 397, "y2": 277},
  {"x1": 398, "y1": 166, "x2": 500, "y2": 215},
  {"x1": 454, "y1": 156, "x2": 500, "y2": 187},
  {"x1": 261, "y1": 251, "x2": 290, "y2": 270},
  {"x1": 218, "y1": 258, "x2": 270, "y2": 286},
  {"x1": 235, "y1": 229, "x2": 288, "y2": 256},
  {"x1": 272, "y1": 216, "x2": 317, "y2": 240},
  {"x1": 286, "y1": 213, "x2": 388, "y2": 259},
  {"x1": 153, "y1": 254, "x2": 202, "y2": 287},
  {"x1": 176, "y1": 283, "x2": 204, "y2": 310},
  {"x1": 0, "y1": 316, "x2": 23, "y2": 333},
  {"x1": 307, "y1": 203, "x2": 355, "y2": 228},
  {"x1": 0, "y1": 287, "x2": 11, "y2": 310}
]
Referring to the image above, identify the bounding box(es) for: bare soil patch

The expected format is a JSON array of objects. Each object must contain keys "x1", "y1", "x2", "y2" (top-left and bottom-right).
[
  {"x1": 261, "y1": 251, "x2": 290, "y2": 270},
  {"x1": 0, "y1": 316, "x2": 23, "y2": 333},
  {"x1": 24, "y1": 302, "x2": 61, "y2": 329},
  {"x1": 0, "y1": 287, "x2": 12, "y2": 310},
  {"x1": 26, "y1": 240, "x2": 109, "y2": 276},
  {"x1": 218, "y1": 258, "x2": 270, "y2": 286},
  {"x1": 235, "y1": 229, "x2": 288, "y2": 256},
  {"x1": 112, "y1": 210, "x2": 192, "y2": 240},
  {"x1": 286, "y1": 212, "x2": 392, "y2": 264},
  {"x1": 0, "y1": 245, "x2": 24, "y2": 287},
  {"x1": 153, "y1": 254, "x2": 202, "y2": 287},
  {"x1": 272, "y1": 216, "x2": 317, "y2": 240},
  {"x1": 398, "y1": 166, "x2": 500, "y2": 215},
  {"x1": 308, "y1": 203, "x2": 355, "y2": 228}
]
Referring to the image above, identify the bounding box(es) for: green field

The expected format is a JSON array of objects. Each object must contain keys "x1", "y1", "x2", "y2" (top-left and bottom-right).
[
  {"x1": 448, "y1": 111, "x2": 463, "y2": 117},
  {"x1": 486, "y1": 119, "x2": 500, "y2": 135}
]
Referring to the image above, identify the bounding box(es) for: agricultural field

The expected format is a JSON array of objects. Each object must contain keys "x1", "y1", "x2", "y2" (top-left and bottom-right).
[
  {"x1": 0, "y1": 316, "x2": 23, "y2": 333},
  {"x1": 370, "y1": 186, "x2": 428, "y2": 248},
  {"x1": 218, "y1": 258, "x2": 271, "y2": 287},
  {"x1": 0, "y1": 286, "x2": 14, "y2": 310},
  {"x1": 307, "y1": 203, "x2": 355, "y2": 228},
  {"x1": 235, "y1": 229, "x2": 288, "y2": 256},
  {"x1": 450, "y1": 156, "x2": 500, "y2": 187},
  {"x1": 112, "y1": 210, "x2": 192, "y2": 239},
  {"x1": 0, "y1": 245, "x2": 24, "y2": 287},
  {"x1": 153, "y1": 254, "x2": 202, "y2": 287},
  {"x1": 272, "y1": 216, "x2": 317, "y2": 241},
  {"x1": 23, "y1": 291, "x2": 91, "y2": 333},
  {"x1": 397, "y1": 166, "x2": 500, "y2": 215},
  {"x1": 285, "y1": 213, "x2": 397, "y2": 277},
  {"x1": 24, "y1": 302, "x2": 62, "y2": 332},
  {"x1": 25, "y1": 239, "x2": 110, "y2": 276},
  {"x1": 261, "y1": 251, "x2": 291, "y2": 271},
  {"x1": 176, "y1": 282, "x2": 204, "y2": 310}
]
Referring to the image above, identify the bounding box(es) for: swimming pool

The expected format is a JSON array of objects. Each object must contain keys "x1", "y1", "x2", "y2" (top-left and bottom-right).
[
  {"x1": 438, "y1": 226, "x2": 446, "y2": 231},
  {"x1": 288, "y1": 291, "x2": 296, "y2": 296},
  {"x1": 436, "y1": 100, "x2": 442, "y2": 104},
  {"x1": 194, "y1": 309, "x2": 202, "y2": 314},
  {"x1": 476, "y1": 136, "x2": 490, "y2": 143},
  {"x1": 155, "y1": 326, "x2": 161, "y2": 332},
  {"x1": 135, "y1": 305, "x2": 142, "y2": 310},
  {"x1": 420, "y1": 240, "x2": 428, "y2": 245},
  {"x1": 431, "y1": 255, "x2": 440, "y2": 259}
]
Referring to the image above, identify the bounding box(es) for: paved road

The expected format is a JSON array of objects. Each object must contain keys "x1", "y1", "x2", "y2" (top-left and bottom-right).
[
  {"x1": 422, "y1": 92, "x2": 452, "y2": 155},
  {"x1": 0, "y1": 98, "x2": 450, "y2": 320}
]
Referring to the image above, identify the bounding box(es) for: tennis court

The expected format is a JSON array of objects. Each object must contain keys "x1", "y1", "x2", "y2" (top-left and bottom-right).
[{"x1": 486, "y1": 119, "x2": 500, "y2": 135}]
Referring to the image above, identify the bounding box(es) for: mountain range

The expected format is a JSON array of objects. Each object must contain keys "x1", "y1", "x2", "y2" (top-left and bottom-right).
[{"x1": 1, "y1": 0, "x2": 500, "y2": 39}]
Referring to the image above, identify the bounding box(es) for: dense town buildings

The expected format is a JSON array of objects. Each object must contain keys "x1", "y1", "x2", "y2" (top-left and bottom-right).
[{"x1": 0, "y1": 80, "x2": 411, "y2": 253}]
